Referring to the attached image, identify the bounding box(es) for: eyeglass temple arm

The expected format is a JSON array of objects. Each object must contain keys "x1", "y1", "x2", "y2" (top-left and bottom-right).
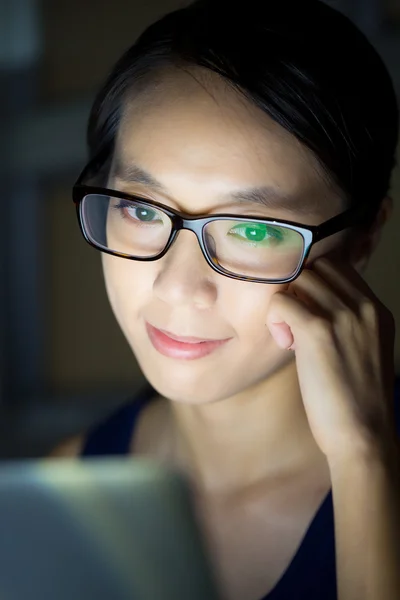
[{"x1": 312, "y1": 204, "x2": 374, "y2": 243}]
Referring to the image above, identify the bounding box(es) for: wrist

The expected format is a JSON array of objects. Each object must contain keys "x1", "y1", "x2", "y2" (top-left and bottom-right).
[{"x1": 327, "y1": 436, "x2": 400, "y2": 478}]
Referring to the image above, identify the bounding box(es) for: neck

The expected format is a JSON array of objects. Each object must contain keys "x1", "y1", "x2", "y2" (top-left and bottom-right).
[{"x1": 169, "y1": 360, "x2": 325, "y2": 498}]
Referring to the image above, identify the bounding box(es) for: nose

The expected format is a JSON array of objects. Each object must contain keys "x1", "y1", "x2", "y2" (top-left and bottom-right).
[{"x1": 152, "y1": 230, "x2": 218, "y2": 309}]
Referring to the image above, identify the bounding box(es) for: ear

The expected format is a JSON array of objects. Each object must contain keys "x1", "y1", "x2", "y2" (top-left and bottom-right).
[{"x1": 350, "y1": 196, "x2": 393, "y2": 273}]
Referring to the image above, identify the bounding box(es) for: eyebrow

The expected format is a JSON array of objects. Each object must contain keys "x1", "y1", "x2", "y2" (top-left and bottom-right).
[{"x1": 111, "y1": 157, "x2": 320, "y2": 216}]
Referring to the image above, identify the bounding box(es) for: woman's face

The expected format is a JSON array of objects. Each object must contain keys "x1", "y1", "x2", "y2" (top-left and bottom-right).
[{"x1": 102, "y1": 70, "x2": 347, "y2": 405}]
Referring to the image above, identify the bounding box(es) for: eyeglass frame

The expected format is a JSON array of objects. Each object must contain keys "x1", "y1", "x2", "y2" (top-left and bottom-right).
[{"x1": 73, "y1": 170, "x2": 375, "y2": 284}]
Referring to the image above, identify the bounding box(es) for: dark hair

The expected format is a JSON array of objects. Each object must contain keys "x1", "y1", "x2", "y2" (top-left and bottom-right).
[{"x1": 85, "y1": 0, "x2": 399, "y2": 226}]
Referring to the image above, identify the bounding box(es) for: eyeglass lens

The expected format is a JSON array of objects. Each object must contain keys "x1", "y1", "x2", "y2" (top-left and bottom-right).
[{"x1": 81, "y1": 194, "x2": 305, "y2": 280}]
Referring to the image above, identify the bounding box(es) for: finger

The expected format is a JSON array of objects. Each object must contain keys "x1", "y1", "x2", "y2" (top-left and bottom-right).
[
  {"x1": 266, "y1": 290, "x2": 318, "y2": 349},
  {"x1": 268, "y1": 321, "x2": 295, "y2": 350},
  {"x1": 311, "y1": 256, "x2": 377, "y2": 303},
  {"x1": 289, "y1": 267, "x2": 357, "y2": 315}
]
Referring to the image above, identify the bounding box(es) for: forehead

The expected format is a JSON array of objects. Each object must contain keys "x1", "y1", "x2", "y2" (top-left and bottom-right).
[{"x1": 113, "y1": 68, "x2": 342, "y2": 215}]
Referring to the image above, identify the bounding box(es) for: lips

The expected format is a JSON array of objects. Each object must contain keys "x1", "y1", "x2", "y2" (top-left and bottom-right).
[
  {"x1": 156, "y1": 328, "x2": 224, "y2": 344},
  {"x1": 145, "y1": 321, "x2": 232, "y2": 360}
]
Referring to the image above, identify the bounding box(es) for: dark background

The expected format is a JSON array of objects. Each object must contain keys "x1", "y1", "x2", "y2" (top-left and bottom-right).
[{"x1": 0, "y1": 0, "x2": 399, "y2": 457}]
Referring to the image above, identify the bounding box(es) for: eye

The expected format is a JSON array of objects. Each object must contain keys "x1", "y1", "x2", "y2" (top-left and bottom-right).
[
  {"x1": 113, "y1": 200, "x2": 163, "y2": 224},
  {"x1": 228, "y1": 222, "x2": 284, "y2": 245}
]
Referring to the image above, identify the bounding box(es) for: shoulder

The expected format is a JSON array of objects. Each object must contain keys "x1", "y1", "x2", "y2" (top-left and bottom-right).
[
  {"x1": 47, "y1": 434, "x2": 85, "y2": 458},
  {"x1": 130, "y1": 393, "x2": 172, "y2": 456},
  {"x1": 81, "y1": 382, "x2": 157, "y2": 457},
  {"x1": 394, "y1": 377, "x2": 400, "y2": 430},
  {"x1": 47, "y1": 383, "x2": 156, "y2": 458},
  {"x1": 391, "y1": 377, "x2": 400, "y2": 446}
]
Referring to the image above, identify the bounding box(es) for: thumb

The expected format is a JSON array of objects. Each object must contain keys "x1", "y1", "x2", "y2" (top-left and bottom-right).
[{"x1": 266, "y1": 290, "x2": 309, "y2": 350}]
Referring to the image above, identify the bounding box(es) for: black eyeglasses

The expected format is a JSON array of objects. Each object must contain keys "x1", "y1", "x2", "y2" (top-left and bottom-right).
[{"x1": 73, "y1": 179, "x2": 371, "y2": 285}]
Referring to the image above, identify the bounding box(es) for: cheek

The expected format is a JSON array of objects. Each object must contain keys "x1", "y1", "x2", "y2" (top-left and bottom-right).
[
  {"x1": 101, "y1": 254, "x2": 125, "y2": 315},
  {"x1": 211, "y1": 282, "x2": 294, "y2": 391},
  {"x1": 222, "y1": 281, "x2": 287, "y2": 342},
  {"x1": 101, "y1": 254, "x2": 152, "y2": 324}
]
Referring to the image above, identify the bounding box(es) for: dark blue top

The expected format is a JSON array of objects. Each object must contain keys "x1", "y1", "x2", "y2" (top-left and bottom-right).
[{"x1": 81, "y1": 379, "x2": 400, "y2": 600}]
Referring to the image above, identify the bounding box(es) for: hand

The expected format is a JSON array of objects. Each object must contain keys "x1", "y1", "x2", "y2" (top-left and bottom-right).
[{"x1": 266, "y1": 256, "x2": 397, "y2": 464}]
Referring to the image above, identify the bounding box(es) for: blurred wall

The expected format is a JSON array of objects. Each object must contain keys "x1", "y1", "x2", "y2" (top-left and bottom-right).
[{"x1": 40, "y1": 0, "x2": 181, "y2": 100}]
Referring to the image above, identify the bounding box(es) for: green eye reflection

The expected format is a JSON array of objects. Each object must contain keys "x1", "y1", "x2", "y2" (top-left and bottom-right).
[{"x1": 228, "y1": 222, "x2": 284, "y2": 245}]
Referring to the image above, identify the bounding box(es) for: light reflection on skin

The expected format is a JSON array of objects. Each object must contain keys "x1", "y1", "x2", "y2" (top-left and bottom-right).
[{"x1": 100, "y1": 68, "x2": 362, "y2": 493}]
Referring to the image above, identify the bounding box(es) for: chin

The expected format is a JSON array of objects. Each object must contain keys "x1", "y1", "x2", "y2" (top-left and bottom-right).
[{"x1": 129, "y1": 325, "x2": 294, "y2": 405}]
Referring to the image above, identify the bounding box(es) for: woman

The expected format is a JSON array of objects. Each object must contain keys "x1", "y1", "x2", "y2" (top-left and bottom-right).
[{"x1": 52, "y1": 0, "x2": 400, "y2": 598}]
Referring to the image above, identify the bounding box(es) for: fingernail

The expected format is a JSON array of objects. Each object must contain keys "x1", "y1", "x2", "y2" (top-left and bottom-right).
[{"x1": 269, "y1": 323, "x2": 293, "y2": 349}]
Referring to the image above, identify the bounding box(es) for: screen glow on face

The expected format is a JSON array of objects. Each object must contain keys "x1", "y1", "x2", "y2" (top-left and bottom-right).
[{"x1": 101, "y1": 196, "x2": 304, "y2": 278}]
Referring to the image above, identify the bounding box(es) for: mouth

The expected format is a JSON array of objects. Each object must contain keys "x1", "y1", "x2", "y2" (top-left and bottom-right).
[
  {"x1": 155, "y1": 328, "x2": 227, "y2": 344},
  {"x1": 145, "y1": 322, "x2": 232, "y2": 360}
]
